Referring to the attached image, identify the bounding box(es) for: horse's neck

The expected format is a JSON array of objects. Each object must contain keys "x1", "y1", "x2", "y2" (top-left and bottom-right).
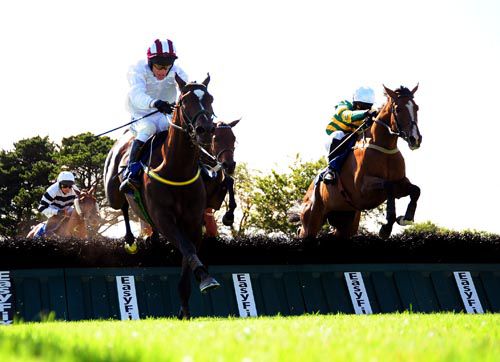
[
  {"x1": 61, "y1": 211, "x2": 85, "y2": 237},
  {"x1": 159, "y1": 118, "x2": 199, "y2": 177},
  {"x1": 370, "y1": 104, "x2": 398, "y2": 150}
]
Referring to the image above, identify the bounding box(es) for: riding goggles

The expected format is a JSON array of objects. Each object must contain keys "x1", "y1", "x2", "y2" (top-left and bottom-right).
[{"x1": 152, "y1": 63, "x2": 173, "y2": 71}]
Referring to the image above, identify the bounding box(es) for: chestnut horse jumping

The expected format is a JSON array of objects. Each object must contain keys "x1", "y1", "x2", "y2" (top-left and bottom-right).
[
  {"x1": 299, "y1": 85, "x2": 421, "y2": 239},
  {"x1": 27, "y1": 188, "x2": 101, "y2": 239},
  {"x1": 104, "y1": 74, "x2": 219, "y2": 318}
]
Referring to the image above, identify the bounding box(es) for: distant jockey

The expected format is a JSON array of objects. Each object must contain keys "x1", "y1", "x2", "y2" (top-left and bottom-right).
[
  {"x1": 320, "y1": 87, "x2": 378, "y2": 184},
  {"x1": 37, "y1": 171, "x2": 79, "y2": 236},
  {"x1": 120, "y1": 38, "x2": 189, "y2": 194}
]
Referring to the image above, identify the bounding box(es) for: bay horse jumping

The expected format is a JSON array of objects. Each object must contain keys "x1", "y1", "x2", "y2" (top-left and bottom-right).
[
  {"x1": 202, "y1": 120, "x2": 239, "y2": 237},
  {"x1": 299, "y1": 85, "x2": 421, "y2": 239},
  {"x1": 140, "y1": 119, "x2": 240, "y2": 238},
  {"x1": 27, "y1": 187, "x2": 101, "y2": 239},
  {"x1": 104, "y1": 74, "x2": 219, "y2": 319}
]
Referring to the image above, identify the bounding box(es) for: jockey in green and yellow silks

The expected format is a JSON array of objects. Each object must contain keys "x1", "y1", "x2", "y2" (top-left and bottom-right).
[
  {"x1": 326, "y1": 100, "x2": 370, "y2": 135},
  {"x1": 321, "y1": 87, "x2": 377, "y2": 185}
]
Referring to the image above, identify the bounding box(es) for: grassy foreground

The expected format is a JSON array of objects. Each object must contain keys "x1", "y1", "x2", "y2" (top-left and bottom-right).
[{"x1": 1, "y1": 314, "x2": 499, "y2": 362}]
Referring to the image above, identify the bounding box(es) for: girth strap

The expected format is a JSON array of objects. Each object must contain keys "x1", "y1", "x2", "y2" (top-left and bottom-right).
[
  {"x1": 353, "y1": 143, "x2": 400, "y2": 155},
  {"x1": 142, "y1": 163, "x2": 201, "y2": 186}
]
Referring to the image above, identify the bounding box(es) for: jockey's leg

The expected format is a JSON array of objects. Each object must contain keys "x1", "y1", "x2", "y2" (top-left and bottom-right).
[
  {"x1": 322, "y1": 135, "x2": 355, "y2": 185},
  {"x1": 119, "y1": 139, "x2": 145, "y2": 194}
]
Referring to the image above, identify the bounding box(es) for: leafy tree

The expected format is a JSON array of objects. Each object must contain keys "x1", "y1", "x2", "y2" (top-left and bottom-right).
[
  {"x1": 0, "y1": 136, "x2": 57, "y2": 236},
  {"x1": 246, "y1": 155, "x2": 326, "y2": 236},
  {"x1": 401, "y1": 221, "x2": 451, "y2": 235},
  {"x1": 58, "y1": 132, "x2": 115, "y2": 198},
  {"x1": 231, "y1": 163, "x2": 258, "y2": 236}
]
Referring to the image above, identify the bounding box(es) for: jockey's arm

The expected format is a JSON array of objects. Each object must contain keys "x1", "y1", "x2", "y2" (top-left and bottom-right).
[
  {"x1": 336, "y1": 104, "x2": 367, "y2": 123},
  {"x1": 326, "y1": 102, "x2": 368, "y2": 135},
  {"x1": 39, "y1": 204, "x2": 60, "y2": 218},
  {"x1": 127, "y1": 68, "x2": 156, "y2": 111}
]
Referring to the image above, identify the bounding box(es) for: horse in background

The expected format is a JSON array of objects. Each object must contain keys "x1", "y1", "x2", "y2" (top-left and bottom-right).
[
  {"x1": 104, "y1": 74, "x2": 219, "y2": 319},
  {"x1": 202, "y1": 120, "x2": 239, "y2": 237},
  {"x1": 27, "y1": 187, "x2": 101, "y2": 239},
  {"x1": 299, "y1": 84, "x2": 421, "y2": 239}
]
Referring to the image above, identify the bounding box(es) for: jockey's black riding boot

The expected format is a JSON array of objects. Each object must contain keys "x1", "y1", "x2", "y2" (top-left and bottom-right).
[
  {"x1": 119, "y1": 139, "x2": 144, "y2": 194},
  {"x1": 323, "y1": 138, "x2": 342, "y2": 185}
]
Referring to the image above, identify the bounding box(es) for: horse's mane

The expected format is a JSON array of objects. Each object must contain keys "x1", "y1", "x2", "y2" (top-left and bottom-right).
[{"x1": 394, "y1": 86, "x2": 413, "y2": 98}]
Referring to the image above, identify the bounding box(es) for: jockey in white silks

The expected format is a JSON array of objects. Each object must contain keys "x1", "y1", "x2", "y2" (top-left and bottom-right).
[
  {"x1": 120, "y1": 38, "x2": 189, "y2": 194},
  {"x1": 37, "y1": 171, "x2": 79, "y2": 236}
]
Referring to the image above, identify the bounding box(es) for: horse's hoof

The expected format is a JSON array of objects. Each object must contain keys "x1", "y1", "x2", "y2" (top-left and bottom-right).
[
  {"x1": 222, "y1": 212, "x2": 234, "y2": 226},
  {"x1": 124, "y1": 241, "x2": 138, "y2": 255},
  {"x1": 379, "y1": 225, "x2": 392, "y2": 239},
  {"x1": 396, "y1": 216, "x2": 413, "y2": 226},
  {"x1": 177, "y1": 308, "x2": 191, "y2": 320},
  {"x1": 200, "y1": 276, "x2": 220, "y2": 294}
]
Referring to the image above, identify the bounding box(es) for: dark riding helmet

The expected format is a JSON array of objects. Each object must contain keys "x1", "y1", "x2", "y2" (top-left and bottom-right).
[{"x1": 147, "y1": 39, "x2": 177, "y2": 70}]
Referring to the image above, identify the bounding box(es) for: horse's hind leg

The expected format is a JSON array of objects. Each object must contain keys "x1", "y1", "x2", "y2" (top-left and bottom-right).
[
  {"x1": 177, "y1": 257, "x2": 192, "y2": 320},
  {"x1": 379, "y1": 181, "x2": 397, "y2": 239}
]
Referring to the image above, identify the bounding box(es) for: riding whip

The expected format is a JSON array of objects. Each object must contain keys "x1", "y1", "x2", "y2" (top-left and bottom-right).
[
  {"x1": 327, "y1": 119, "x2": 372, "y2": 158},
  {"x1": 94, "y1": 110, "x2": 160, "y2": 137}
]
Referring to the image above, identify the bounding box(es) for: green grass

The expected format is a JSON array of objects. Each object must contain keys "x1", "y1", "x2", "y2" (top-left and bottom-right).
[{"x1": 1, "y1": 314, "x2": 499, "y2": 362}]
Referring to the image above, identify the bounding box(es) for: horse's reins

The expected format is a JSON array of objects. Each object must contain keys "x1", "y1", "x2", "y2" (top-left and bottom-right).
[
  {"x1": 144, "y1": 88, "x2": 217, "y2": 186},
  {"x1": 376, "y1": 95, "x2": 418, "y2": 141}
]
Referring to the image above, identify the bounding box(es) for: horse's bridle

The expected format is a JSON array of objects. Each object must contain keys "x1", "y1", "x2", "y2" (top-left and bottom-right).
[
  {"x1": 168, "y1": 88, "x2": 215, "y2": 145},
  {"x1": 374, "y1": 97, "x2": 418, "y2": 142},
  {"x1": 213, "y1": 124, "x2": 235, "y2": 165}
]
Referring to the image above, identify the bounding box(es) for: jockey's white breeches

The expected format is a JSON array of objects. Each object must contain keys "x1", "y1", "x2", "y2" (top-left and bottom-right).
[
  {"x1": 130, "y1": 112, "x2": 172, "y2": 142},
  {"x1": 324, "y1": 130, "x2": 346, "y2": 156}
]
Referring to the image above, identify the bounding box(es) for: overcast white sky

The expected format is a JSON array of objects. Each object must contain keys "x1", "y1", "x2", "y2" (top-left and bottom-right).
[{"x1": 1, "y1": 0, "x2": 499, "y2": 233}]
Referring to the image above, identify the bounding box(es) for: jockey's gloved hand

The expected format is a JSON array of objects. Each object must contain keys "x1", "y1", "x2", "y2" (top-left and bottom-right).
[
  {"x1": 154, "y1": 100, "x2": 173, "y2": 114},
  {"x1": 366, "y1": 109, "x2": 378, "y2": 119}
]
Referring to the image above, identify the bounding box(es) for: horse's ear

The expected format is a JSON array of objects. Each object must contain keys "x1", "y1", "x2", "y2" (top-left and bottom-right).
[
  {"x1": 383, "y1": 84, "x2": 398, "y2": 100},
  {"x1": 175, "y1": 73, "x2": 187, "y2": 89},
  {"x1": 202, "y1": 73, "x2": 210, "y2": 87},
  {"x1": 89, "y1": 186, "x2": 95, "y2": 195},
  {"x1": 411, "y1": 83, "x2": 419, "y2": 95},
  {"x1": 228, "y1": 118, "x2": 241, "y2": 128}
]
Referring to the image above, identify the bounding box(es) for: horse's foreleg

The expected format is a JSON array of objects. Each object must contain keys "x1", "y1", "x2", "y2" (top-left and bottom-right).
[
  {"x1": 121, "y1": 202, "x2": 136, "y2": 251},
  {"x1": 222, "y1": 175, "x2": 236, "y2": 226},
  {"x1": 177, "y1": 257, "x2": 192, "y2": 320},
  {"x1": 379, "y1": 181, "x2": 396, "y2": 238},
  {"x1": 169, "y1": 227, "x2": 220, "y2": 294},
  {"x1": 299, "y1": 186, "x2": 326, "y2": 240},
  {"x1": 394, "y1": 179, "x2": 421, "y2": 226}
]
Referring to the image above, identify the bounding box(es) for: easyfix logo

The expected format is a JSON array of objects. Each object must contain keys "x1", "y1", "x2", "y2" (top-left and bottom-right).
[{"x1": 0, "y1": 271, "x2": 14, "y2": 325}]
